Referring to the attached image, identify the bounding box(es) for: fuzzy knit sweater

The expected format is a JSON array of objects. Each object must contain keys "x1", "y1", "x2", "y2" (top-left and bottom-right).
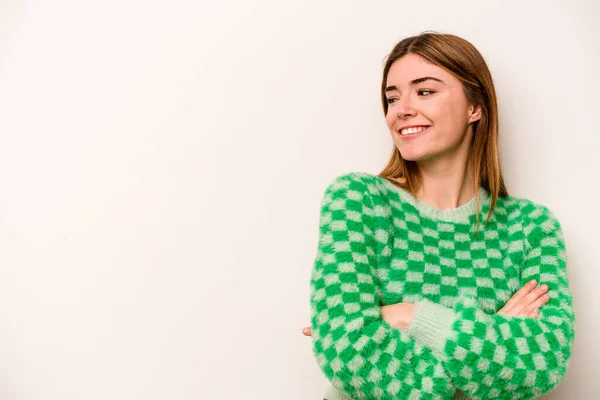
[{"x1": 309, "y1": 172, "x2": 575, "y2": 400}]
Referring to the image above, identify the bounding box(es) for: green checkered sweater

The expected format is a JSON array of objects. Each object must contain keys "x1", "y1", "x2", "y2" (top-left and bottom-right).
[{"x1": 309, "y1": 172, "x2": 575, "y2": 400}]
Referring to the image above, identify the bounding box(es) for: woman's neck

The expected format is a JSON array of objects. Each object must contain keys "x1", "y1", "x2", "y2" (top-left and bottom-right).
[{"x1": 415, "y1": 159, "x2": 476, "y2": 211}]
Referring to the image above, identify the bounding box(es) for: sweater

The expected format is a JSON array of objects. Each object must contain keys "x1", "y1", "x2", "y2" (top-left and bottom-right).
[{"x1": 309, "y1": 172, "x2": 575, "y2": 400}]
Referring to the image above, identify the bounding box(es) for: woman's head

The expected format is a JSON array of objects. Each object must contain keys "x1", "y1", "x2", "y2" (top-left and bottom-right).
[
  {"x1": 378, "y1": 32, "x2": 507, "y2": 222},
  {"x1": 384, "y1": 52, "x2": 482, "y2": 164}
]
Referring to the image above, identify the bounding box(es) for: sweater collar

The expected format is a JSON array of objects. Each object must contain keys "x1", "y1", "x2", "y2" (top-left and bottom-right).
[{"x1": 382, "y1": 179, "x2": 491, "y2": 223}]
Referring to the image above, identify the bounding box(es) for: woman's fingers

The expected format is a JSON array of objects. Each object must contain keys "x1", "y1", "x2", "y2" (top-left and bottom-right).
[
  {"x1": 515, "y1": 284, "x2": 549, "y2": 315},
  {"x1": 498, "y1": 280, "x2": 550, "y2": 317},
  {"x1": 302, "y1": 327, "x2": 312, "y2": 336},
  {"x1": 499, "y1": 279, "x2": 537, "y2": 314},
  {"x1": 522, "y1": 292, "x2": 550, "y2": 316},
  {"x1": 528, "y1": 308, "x2": 540, "y2": 318}
]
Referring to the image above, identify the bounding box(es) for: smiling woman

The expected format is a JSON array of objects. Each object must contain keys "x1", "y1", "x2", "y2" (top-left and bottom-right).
[
  {"x1": 305, "y1": 32, "x2": 575, "y2": 400},
  {"x1": 384, "y1": 57, "x2": 480, "y2": 164}
]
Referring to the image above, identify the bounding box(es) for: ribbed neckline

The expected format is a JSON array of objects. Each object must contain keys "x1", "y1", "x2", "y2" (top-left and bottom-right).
[{"x1": 380, "y1": 178, "x2": 491, "y2": 223}]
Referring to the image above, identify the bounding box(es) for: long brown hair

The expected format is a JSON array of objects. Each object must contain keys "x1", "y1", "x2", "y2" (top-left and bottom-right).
[{"x1": 378, "y1": 32, "x2": 508, "y2": 226}]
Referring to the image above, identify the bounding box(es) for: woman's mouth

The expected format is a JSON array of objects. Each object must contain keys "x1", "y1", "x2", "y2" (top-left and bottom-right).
[{"x1": 398, "y1": 126, "x2": 430, "y2": 139}]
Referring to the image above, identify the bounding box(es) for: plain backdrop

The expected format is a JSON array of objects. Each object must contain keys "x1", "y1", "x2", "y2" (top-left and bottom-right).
[{"x1": 0, "y1": 0, "x2": 598, "y2": 399}]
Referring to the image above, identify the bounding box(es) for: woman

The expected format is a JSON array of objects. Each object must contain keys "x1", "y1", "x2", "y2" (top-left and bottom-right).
[{"x1": 304, "y1": 32, "x2": 575, "y2": 400}]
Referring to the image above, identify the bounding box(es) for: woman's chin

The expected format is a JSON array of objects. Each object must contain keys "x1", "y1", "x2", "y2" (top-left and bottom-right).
[{"x1": 398, "y1": 150, "x2": 427, "y2": 162}]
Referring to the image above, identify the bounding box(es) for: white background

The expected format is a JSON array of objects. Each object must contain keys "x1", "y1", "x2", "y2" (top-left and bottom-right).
[{"x1": 0, "y1": 0, "x2": 597, "y2": 399}]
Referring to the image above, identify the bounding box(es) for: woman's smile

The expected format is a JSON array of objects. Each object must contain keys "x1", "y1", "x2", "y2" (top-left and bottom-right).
[{"x1": 398, "y1": 125, "x2": 431, "y2": 139}]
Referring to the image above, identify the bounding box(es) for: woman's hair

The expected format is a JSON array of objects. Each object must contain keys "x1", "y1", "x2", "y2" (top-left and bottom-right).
[{"x1": 378, "y1": 32, "x2": 508, "y2": 226}]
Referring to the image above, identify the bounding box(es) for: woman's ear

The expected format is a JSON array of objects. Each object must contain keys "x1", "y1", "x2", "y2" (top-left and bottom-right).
[{"x1": 469, "y1": 104, "x2": 482, "y2": 124}]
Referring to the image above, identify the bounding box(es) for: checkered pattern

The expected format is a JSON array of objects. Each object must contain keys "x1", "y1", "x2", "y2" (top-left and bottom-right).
[
  {"x1": 419, "y1": 200, "x2": 576, "y2": 400},
  {"x1": 310, "y1": 174, "x2": 453, "y2": 399},
  {"x1": 310, "y1": 172, "x2": 575, "y2": 400}
]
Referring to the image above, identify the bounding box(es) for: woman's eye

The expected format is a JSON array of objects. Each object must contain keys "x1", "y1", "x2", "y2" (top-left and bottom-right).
[
  {"x1": 417, "y1": 89, "x2": 433, "y2": 96},
  {"x1": 386, "y1": 98, "x2": 397, "y2": 104}
]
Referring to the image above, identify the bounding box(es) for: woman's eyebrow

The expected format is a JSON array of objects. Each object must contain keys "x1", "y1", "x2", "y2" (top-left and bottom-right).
[{"x1": 385, "y1": 76, "x2": 446, "y2": 93}]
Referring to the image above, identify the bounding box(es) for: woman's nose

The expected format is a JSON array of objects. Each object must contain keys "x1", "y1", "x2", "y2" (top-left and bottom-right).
[{"x1": 396, "y1": 99, "x2": 416, "y2": 118}]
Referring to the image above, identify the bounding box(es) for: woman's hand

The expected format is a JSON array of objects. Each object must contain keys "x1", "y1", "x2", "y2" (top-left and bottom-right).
[
  {"x1": 380, "y1": 302, "x2": 416, "y2": 330},
  {"x1": 497, "y1": 279, "x2": 550, "y2": 318},
  {"x1": 302, "y1": 281, "x2": 550, "y2": 336}
]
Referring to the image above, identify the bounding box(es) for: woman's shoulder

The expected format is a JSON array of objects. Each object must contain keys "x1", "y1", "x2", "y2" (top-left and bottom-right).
[
  {"x1": 325, "y1": 171, "x2": 380, "y2": 184},
  {"x1": 501, "y1": 193, "x2": 563, "y2": 236},
  {"x1": 321, "y1": 172, "x2": 394, "y2": 208},
  {"x1": 323, "y1": 171, "x2": 390, "y2": 193}
]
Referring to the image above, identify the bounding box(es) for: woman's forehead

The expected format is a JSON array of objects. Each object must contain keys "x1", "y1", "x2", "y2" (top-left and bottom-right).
[{"x1": 387, "y1": 55, "x2": 453, "y2": 86}]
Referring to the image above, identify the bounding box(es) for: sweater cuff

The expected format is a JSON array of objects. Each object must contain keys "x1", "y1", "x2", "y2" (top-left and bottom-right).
[{"x1": 407, "y1": 299, "x2": 456, "y2": 354}]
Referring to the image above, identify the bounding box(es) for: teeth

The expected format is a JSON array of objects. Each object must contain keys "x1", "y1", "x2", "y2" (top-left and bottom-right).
[{"x1": 400, "y1": 126, "x2": 428, "y2": 135}]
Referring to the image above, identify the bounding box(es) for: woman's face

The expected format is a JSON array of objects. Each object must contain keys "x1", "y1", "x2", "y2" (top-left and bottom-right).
[{"x1": 384, "y1": 53, "x2": 481, "y2": 163}]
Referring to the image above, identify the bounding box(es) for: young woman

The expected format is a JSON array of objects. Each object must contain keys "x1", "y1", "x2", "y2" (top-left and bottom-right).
[{"x1": 304, "y1": 32, "x2": 575, "y2": 400}]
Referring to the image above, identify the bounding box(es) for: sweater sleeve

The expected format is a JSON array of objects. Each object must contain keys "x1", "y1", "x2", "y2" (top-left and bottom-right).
[
  {"x1": 407, "y1": 204, "x2": 575, "y2": 399},
  {"x1": 310, "y1": 173, "x2": 454, "y2": 400}
]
